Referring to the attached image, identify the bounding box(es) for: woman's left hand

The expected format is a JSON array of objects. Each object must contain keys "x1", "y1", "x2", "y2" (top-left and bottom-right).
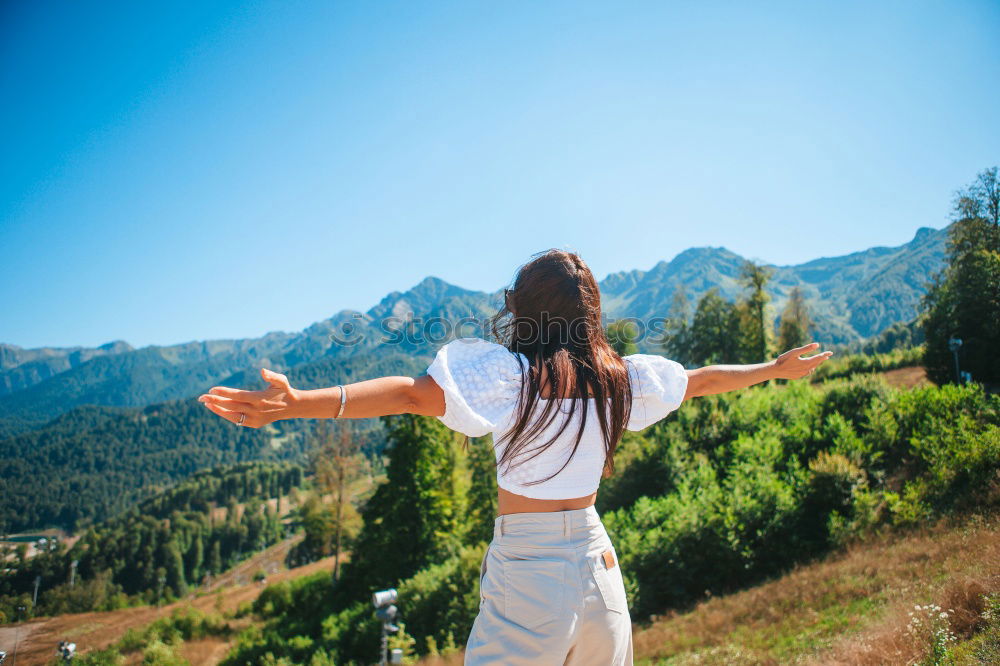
[
  {"x1": 772, "y1": 342, "x2": 834, "y2": 380},
  {"x1": 197, "y1": 368, "x2": 300, "y2": 428}
]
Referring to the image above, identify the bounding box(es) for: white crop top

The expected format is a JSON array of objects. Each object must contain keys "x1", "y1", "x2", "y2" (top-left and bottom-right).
[{"x1": 425, "y1": 337, "x2": 688, "y2": 500}]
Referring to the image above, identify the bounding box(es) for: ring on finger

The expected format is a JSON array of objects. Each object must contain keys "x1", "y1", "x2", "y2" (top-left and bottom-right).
[{"x1": 237, "y1": 412, "x2": 246, "y2": 426}]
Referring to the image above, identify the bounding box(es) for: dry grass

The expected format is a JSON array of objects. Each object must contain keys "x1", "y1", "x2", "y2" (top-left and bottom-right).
[
  {"x1": 632, "y1": 509, "x2": 1000, "y2": 665},
  {"x1": 880, "y1": 366, "x2": 932, "y2": 390},
  {"x1": 817, "y1": 577, "x2": 997, "y2": 665}
]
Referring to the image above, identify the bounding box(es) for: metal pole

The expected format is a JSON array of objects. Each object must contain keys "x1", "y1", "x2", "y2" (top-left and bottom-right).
[
  {"x1": 380, "y1": 622, "x2": 387, "y2": 666},
  {"x1": 12, "y1": 606, "x2": 25, "y2": 665},
  {"x1": 948, "y1": 337, "x2": 963, "y2": 384},
  {"x1": 32, "y1": 576, "x2": 40, "y2": 606}
]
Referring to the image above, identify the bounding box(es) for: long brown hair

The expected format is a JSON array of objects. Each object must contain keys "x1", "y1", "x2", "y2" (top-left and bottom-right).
[{"x1": 488, "y1": 249, "x2": 632, "y2": 485}]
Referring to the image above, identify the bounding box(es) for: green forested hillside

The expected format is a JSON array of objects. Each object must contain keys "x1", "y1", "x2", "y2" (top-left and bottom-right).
[
  {"x1": 0, "y1": 351, "x2": 425, "y2": 534},
  {"x1": 0, "y1": 401, "x2": 307, "y2": 533},
  {"x1": 0, "y1": 461, "x2": 306, "y2": 621}
]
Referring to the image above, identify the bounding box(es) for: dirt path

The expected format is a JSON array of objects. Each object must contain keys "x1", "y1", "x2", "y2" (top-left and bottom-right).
[
  {"x1": 881, "y1": 365, "x2": 931, "y2": 389},
  {"x1": 0, "y1": 537, "x2": 344, "y2": 665}
]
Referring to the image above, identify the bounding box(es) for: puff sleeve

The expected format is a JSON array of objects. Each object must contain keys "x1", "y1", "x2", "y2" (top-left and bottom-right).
[
  {"x1": 624, "y1": 354, "x2": 689, "y2": 431},
  {"x1": 426, "y1": 337, "x2": 524, "y2": 437}
]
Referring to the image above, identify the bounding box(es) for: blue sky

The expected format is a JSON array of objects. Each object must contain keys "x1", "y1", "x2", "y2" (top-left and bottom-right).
[{"x1": 2, "y1": 1, "x2": 998, "y2": 349}]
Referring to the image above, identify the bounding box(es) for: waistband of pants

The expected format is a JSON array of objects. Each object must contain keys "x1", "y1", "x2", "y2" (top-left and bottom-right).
[{"x1": 492, "y1": 505, "x2": 607, "y2": 543}]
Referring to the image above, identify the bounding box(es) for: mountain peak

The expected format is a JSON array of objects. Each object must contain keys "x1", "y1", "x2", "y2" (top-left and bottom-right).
[
  {"x1": 411, "y1": 275, "x2": 453, "y2": 296},
  {"x1": 99, "y1": 340, "x2": 134, "y2": 353},
  {"x1": 365, "y1": 275, "x2": 485, "y2": 321}
]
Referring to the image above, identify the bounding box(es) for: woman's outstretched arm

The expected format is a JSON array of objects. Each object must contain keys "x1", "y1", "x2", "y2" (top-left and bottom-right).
[
  {"x1": 683, "y1": 342, "x2": 833, "y2": 401},
  {"x1": 198, "y1": 371, "x2": 446, "y2": 429}
]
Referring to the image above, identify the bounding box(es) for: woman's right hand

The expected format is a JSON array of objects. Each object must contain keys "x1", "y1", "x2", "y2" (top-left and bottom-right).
[{"x1": 197, "y1": 367, "x2": 300, "y2": 428}]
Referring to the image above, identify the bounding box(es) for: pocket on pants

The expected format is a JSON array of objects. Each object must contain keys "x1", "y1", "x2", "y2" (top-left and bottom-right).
[
  {"x1": 478, "y1": 544, "x2": 490, "y2": 605},
  {"x1": 589, "y1": 548, "x2": 627, "y2": 614},
  {"x1": 502, "y1": 557, "x2": 566, "y2": 630}
]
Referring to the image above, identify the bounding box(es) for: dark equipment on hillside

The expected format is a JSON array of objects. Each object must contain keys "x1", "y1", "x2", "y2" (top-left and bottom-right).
[
  {"x1": 57, "y1": 641, "x2": 76, "y2": 662},
  {"x1": 372, "y1": 588, "x2": 400, "y2": 665}
]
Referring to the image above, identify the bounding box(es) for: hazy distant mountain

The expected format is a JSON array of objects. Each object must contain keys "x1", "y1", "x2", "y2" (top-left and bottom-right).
[
  {"x1": 0, "y1": 225, "x2": 948, "y2": 436},
  {"x1": 0, "y1": 339, "x2": 133, "y2": 393},
  {"x1": 600, "y1": 225, "x2": 946, "y2": 344}
]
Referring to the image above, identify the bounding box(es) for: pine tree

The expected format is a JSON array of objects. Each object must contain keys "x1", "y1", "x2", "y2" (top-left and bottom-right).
[
  {"x1": 185, "y1": 533, "x2": 203, "y2": 585},
  {"x1": 690, "y1": 288, "x2": 741, "y2": 365},
  {"x1": 923, "y1": 167, "x2": 1000, "y2": 386},
  {"x1": 737, "y1": 260, "x2": 774, "y2": 363},
  {"x1": 662, "y1": 285, "x2": 693, "y2": 366},
  {"x1": 208, "y1": 540, "x2": 222, "y2": 576},
  {"x1": 162, "y1": 540, "x2": 187, "y2": 598},
  {"x1": 777, "y1": 286, "x2": 813, "y2": 352}
]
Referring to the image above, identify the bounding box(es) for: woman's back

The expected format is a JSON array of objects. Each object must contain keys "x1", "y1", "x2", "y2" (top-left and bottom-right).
[{"x1": 427, "y1": 336, "x2": 688, "y2": 500}]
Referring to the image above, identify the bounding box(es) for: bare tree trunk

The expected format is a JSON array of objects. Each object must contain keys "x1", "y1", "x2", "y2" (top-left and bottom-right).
[{"x1": 334, "y1": 459, "x2": 345, "y2": 582}]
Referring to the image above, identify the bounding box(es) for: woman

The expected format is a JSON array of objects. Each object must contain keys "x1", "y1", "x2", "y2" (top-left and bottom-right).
[{"x1": 198, "y1": 249, "x2": 832, "y2": 665}]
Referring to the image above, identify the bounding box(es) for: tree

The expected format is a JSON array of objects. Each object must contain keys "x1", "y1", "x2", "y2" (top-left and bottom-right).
[
  {"x1": 464, "y1": 435, "x2": 498, "y2": 546},
  {"x1": 922, "y1": 167, "x2": 1000, "y2": 386},
  {"x1": 310, "y1": 420, "x2": 364, "y2": 582},
  {"x1": 184, "y1": 533, "x2": 203, "y2": 585},
  {"x1": 662, "y1": 285, "x2": 693, "y2": 366},
  {"x1": 737, "y1": 260, "x2": 775, "y2": 363},
  {"x1": 860, "y1": 319, "x2": 923, "y2": 355},
  {"x1": 951, "y1": 167, "x2": 1000, "y2": 249},
  {"x1": 208, "y1": 540, "x2": 222, "y2": 576},
  {"x1": 297, "y1": 494, "x2": 338, "y2": 560},
  {"x1": 689, "y1": 288, "x2": 742, "y2": 365},
  {"x1": 606, "y1": 320, "x2": 639, "y2": 356},
  {"x1": 776, "y1": 287, "x2": 813, "y2": 352},
  {"x1": 335, "y1": 414, "x2": 468, "y2": 602},
  {"x1": 161, "y1": 540, "x2": 187, "y2": 598}
]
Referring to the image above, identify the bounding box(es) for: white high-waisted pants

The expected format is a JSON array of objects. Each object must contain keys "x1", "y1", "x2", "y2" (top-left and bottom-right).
[{"x1": 464, "y1": 505, "x2": 634, "y2": 665}]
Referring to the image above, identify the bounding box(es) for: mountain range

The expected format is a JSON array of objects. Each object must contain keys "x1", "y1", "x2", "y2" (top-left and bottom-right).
[{"x1": 0, "y1": 225, "x2": 947, "y2": 439}]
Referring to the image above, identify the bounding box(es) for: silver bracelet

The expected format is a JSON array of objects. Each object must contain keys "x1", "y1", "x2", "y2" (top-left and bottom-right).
[{"x1": 335, "y1": 384, "x2": 347, "y2": 418}]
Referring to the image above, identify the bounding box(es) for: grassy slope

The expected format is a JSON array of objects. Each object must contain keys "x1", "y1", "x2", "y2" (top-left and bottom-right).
[{"x1": 630, "y1": 508, "x2": 1000, "y2": 665}]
